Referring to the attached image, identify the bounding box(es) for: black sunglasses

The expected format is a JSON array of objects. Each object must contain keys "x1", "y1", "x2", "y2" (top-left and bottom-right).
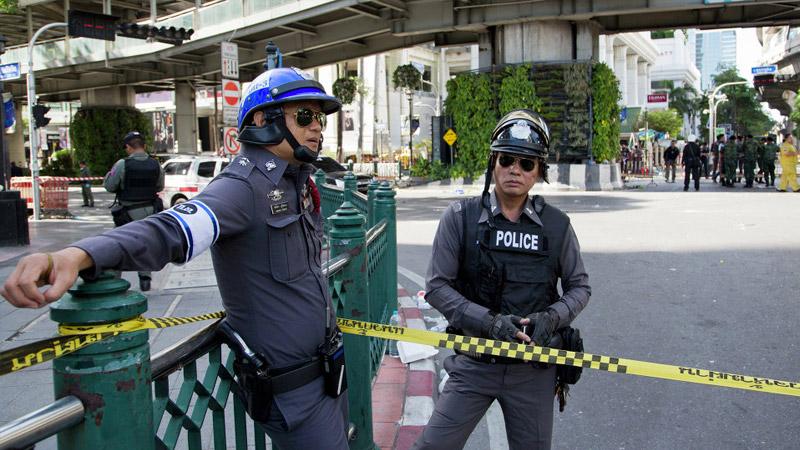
[
  {"x1": 293, "y1": 108, "x2": 327, "y2": 130},
  {"x1": 497, "y1": 154, "x2": 537, "y2": 172}
]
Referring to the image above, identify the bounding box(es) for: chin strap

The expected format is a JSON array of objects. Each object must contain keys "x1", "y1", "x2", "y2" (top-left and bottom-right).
[
  {"x1": 481, "y1": 153, "x2": 497, "y2": 229},
  {"x1": 275, "y1": 114, "x2": 317, "y2": 163}
]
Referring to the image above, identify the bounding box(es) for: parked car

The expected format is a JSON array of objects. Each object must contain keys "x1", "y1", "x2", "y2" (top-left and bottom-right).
[
  {"x1": 160, "y1": 156, "x2": 230, "y2": 206},
  {"x1": 312, "y1": 156, "x2": 372, "y2": 193}
]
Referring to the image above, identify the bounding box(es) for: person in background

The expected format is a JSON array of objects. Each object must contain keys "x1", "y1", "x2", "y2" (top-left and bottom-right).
[
  {"x1": 777, "y1": 131, "x2": 799, "y2": 192},
  {"x1": 682, "y1": 135, "x2": 702, "y2": 191},
  {"x1": 663, "y1": 140, "x2": 680, "y2": 183},
  {"x1": 79, "y1": 161, "x2": 94, "y2": 207}
]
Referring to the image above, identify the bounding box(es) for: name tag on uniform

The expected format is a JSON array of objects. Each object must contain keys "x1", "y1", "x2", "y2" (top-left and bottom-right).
[
  {"x1": 489, "y1": 229, "x2": 547, "y2": 254},
  {"x1": 270, "y1": 202, "x2": 289, "y2": 215}
]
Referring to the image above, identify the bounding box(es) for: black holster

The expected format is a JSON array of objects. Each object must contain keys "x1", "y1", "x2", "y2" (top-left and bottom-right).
[
  {"x1": 555, "y1": 327, "x2": 584, "y2": 385},
  {"x1": 233, "y1": 359, "x2": 274, "y2": 423}
]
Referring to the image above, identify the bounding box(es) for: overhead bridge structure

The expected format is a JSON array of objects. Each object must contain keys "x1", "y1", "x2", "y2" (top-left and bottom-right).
[{"x1": 3, "y1": 0, "x2": 800, "y2": 102}]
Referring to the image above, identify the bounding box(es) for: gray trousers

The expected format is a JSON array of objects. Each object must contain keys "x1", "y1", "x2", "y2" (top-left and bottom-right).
[
  {"x1": 414, "y1": 355, "x2": 557, "y2": 450},
  {"x1": 115, "y1": 205, "x2": 158, "y2": 280},
  {"x1": 262, "y1": 382, "x2": 349, "y2": 450}
]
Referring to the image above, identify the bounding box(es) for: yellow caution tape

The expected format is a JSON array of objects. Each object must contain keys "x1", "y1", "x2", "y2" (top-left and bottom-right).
[
  {"x1": 336, "y1": 318, "x2": 800, "y2": 398},
  {"x1": 0, "y1": 312, "x2": 226, "y2": 376},
  {"x1": 3, "y1": 312, "x2": 798, "y2": 398}
]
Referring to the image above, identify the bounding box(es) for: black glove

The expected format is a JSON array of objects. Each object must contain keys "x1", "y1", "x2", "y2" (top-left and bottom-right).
[
  {"x1": 482, "y1": 313, "x2": 524, "y2": 342},
  {"x1": 526, "y1": 309, "x2": 559, "y2": 346}
]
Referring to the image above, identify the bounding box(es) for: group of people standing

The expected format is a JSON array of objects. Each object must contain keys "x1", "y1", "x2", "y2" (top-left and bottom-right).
[
  {"x1": 658, "y1": 131, "x2": 798, "y2": 192},
  {"x1": 709, "y1": 132, "x2": 797, "y2": 191}
]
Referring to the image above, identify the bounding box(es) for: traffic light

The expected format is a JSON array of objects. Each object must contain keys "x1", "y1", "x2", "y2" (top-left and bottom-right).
[
  {"x1": 32, "y1": 104, "x2": 50, "y2": 129},
  {"x1": 68, "y1": 10, "x2": 118, "y2": 41},
  {"x1": 116, "y1": 23, "x2": 194, "y2": 45},
  {"x1": 753, "y1": 74, "x2": 775, "y2": 87}
]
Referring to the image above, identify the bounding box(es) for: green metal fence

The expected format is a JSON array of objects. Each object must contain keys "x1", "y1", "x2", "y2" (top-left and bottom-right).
[{"x1": 7, "y1": 178, "x2": 397, "y2": 450}]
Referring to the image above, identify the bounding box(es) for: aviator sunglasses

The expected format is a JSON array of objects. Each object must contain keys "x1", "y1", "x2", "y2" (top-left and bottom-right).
[
  {"x1": 497, "y1": 154, "x2": 537, "y2": 172},
  {"x1": 293, "y1": 108, "x2": 327, "y2": 130}
]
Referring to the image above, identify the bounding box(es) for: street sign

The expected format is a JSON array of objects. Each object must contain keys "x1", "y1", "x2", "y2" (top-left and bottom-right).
[
  {"x1": 0, "y1": 63, "x2": 20, "y2": 81},
  {"x1": 715, "y1": 127, "x2": 725, "y2": 137},
  {"x1": 223, "y1": 127, "x2": 240, "y2": 154},
  {"x1": 222, "y1": 79, "x2": 240, "y2": 126},
  {"x1": 443, "y1": 128, "x2": 457, "y2": 146},
  {"x1": 221, "y1": 42, "x2": 239, "y2": 79},
  {"x1": 619, "y1": 107, "x2": 628, "y2": 122},
  {"x1": 751, "y1": 65, "x2": 777, "y2": 75}
]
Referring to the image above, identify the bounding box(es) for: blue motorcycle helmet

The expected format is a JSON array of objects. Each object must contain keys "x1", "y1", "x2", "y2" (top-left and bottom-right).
[{"x1": 237, "y1": 67, "x2": 341, "y2": 163}]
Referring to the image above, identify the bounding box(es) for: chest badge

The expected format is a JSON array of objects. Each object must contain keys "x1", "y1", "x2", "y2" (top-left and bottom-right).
[
  {"x1": 238, "y1": 157, "x2": 250, "y2": 166},
  {"x1": 265, "y1": 160, "x2": 277, "y2": 171},
  {"x1": 268, "y1": 188, "x2": 284, "y2": 201}
]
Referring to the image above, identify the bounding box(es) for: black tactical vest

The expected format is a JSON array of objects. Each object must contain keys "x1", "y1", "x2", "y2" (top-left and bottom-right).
[
  {"x1": 119, "y1": 157, "x2": 160, "y2": 202},
  {"x1": 456, "y1": 196, "x2": 570, "y2": 317}
]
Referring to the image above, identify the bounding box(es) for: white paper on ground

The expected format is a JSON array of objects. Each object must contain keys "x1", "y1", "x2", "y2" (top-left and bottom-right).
[{"x1": 397, "y1": 341, "x2": 439, "y2": 364}]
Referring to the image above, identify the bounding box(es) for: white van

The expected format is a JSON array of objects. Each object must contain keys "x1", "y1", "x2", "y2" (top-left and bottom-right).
[{"x1": 160, "y1": 156, "x2": 230, "y2": 207}]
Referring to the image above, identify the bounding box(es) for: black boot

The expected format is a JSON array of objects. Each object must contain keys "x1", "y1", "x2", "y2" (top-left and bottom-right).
[{"x1": 139, "y1": 277, "x2": 151, "y2": 292}]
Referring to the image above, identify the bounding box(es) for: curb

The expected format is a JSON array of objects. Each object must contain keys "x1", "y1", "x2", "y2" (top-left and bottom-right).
[{"x1": 371, "y1": 286, "x2": 436, "y2": 450}]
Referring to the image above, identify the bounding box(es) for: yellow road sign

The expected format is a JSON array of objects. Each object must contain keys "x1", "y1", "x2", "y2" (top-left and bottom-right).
[{"x1": 443, "y1": 128, "x2": 457, "y2": 146}]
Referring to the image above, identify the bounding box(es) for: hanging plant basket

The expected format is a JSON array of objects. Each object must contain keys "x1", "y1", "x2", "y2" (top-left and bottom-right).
[
  {"x1": 333, "y1": 77, "x2": 359, "y2": 105},
  {"x1": 392, "y1": 64, "x2": 422, "y2": 91}
]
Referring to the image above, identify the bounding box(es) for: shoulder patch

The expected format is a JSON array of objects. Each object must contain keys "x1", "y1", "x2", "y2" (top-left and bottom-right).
[{"x1": 221, "y1": 156, "x2": 256, "y2": 179}]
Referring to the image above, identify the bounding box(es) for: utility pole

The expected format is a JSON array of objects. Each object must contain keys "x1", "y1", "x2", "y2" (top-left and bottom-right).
[
  {"x1": 0, "y1": 34, "x2": 7, "y2": 190},
  {"x1": 28, "y1": 22, "x2": 67, "y2": 220},
  {"x1": 707, "y1": 81, "x2": 746, "y2": 146}
]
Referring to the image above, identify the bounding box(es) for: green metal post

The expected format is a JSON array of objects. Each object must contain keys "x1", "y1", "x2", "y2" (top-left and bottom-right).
[
  {"x1": 366, "y1": 180, "x2": 379, "y2": 228},
  {"x1": 329, "y1": 202, "x2": 376, "y2": 450},
  {"x1": 375, "y1": 182, "x2": 398, "y2": 320},
  {"x1": 50, "y1": 273, "x2": 154, "y2": 450},
  {"x1": 343, "y1": 171, "x2": 356, "y2": 205}
]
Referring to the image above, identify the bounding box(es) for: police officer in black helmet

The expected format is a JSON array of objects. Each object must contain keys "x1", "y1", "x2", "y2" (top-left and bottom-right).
[{"x1": 414, "y1": 110, "x2": 591, "y2": 450}]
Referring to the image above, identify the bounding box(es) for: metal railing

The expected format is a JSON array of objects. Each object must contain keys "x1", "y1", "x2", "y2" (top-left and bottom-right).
[{"x1": 0, "y1": 178, "x2": 396, "y2": 450}]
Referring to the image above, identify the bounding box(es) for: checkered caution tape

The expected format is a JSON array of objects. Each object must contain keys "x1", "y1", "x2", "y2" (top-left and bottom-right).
[
  {"x1": 0, "y1": 312, "x2": 226, "y2": 376},
  {"x1": 336, "y1": 318, "x2": 800, "y2": 398},
  {"x1": 3, "y1": 312, "x2": 798, "y2": 398}
]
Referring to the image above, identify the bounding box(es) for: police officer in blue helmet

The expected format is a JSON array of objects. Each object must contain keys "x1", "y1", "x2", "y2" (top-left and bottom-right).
[{"x1": 1, "y1": 67, "x2": 349, "y2": 449}]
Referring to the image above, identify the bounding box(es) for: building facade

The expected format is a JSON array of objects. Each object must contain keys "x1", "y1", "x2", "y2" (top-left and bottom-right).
[{"x1": 695, "y1": 30, "x2": 737, "y2": 90}]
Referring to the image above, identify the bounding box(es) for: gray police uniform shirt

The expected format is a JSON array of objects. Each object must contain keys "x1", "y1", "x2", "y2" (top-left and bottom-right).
[
  {"x1": 426, "y1": 191, "x2": 591, "y2": 334},
  {"x1": 74, "y1": 144, "x2": 333, "y2": 427}
]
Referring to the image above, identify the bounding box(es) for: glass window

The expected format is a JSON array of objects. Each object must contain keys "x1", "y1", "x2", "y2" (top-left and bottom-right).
[
  {"x1": 197, "y1": 161, "x2": 216, "y2": 178},
  {"x1": 164, "y1": 161, "x2": 191, "y2": 175}
]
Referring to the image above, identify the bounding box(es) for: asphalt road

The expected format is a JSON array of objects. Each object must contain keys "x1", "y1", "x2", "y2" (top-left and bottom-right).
[{"x1": 395, "y1": 178, "x2": 799, "y2": 450}]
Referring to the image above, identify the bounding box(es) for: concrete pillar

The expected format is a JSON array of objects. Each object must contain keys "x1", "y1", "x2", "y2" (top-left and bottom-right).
[
  {"x1": 175, "y1": 82, "x2": 198, "y2": 154},
  {"x1": 613, "y1": 45, "x2": 628, "y2": 105},
  {"x1": 626, "y1": 54, "x2": 638, "y2": 106},
  {"x1": 576, "y1": 22, "x2": 600, "y2": 61},
  {"x1": 637, "y1": 61, "x2": 649, "y2": 107},
  {"x1": 8, "y1": 101, "x2": 26, "y2": 166},
  {"x1": 497, "y1": 20, "x2": 598, "y2": 64},
  {"x1": 79, "y1": 86, "x2": 135, "y2": 107},
  {"x1": 478, "y1": 31, "x2": 494, "y2": 68}
]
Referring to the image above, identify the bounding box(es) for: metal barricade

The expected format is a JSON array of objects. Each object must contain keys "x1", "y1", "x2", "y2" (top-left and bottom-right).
[{"x1": 9, "y1": 176, "x2": 69, "y2": 214}]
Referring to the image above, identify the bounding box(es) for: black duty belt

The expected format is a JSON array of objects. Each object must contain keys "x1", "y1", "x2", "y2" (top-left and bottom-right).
[
  {"x1": 456, "y1": 349, "x2": 528, "y2": 365},
  {"x1": 268, "y1": 358, "x2": 324, "y2": 394}
]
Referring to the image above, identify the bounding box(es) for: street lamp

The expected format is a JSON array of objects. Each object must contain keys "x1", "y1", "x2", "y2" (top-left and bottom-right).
[
  {"x1": 0, "y1": 34, "x2": 7, "y2": 191},
  {"x1": 707, "y1": 81, "x2": 747, "y2": 146}
]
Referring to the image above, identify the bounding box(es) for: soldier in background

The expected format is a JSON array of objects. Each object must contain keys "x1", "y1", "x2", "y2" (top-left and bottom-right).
[
  {"x1": 762, "y1": 136, "x2": 778, "y2": 187},
  {"x1": 742, "y1": 135, "x2": 758, "y2": 188}
]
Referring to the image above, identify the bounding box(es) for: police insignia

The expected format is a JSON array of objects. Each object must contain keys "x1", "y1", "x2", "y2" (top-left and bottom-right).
[
  {"x1": 238, "y1": 157, "x2": 250, "y2": 166},
  {"x1": 268, "y1": 189, "x2": 284, "y2": 201},
  {"x1": 489, "y1": 229, "x2": 548, "y2": 254},
  {"x1": 265, "y1": 160, "x2": 277, "y2": 171},
  {"x1": 510, "y1": 121, "x2": 532, "y2": 140}
]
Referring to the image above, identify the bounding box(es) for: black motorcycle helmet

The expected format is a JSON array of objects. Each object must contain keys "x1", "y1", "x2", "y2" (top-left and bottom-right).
[{"x1": 481, "y1": 109, "x2": 552, "y2": 225}]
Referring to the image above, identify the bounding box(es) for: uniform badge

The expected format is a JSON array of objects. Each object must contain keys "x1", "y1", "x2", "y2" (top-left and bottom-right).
[
  {"x1": 238, "y1": 157, "x2": 250, "y2": 166},
  {"x1": 270, "y1": 202, "x2": 289, "y2": 215},
  {"x1": 265, "y1": 160, "x2": 277, "y2": 171},
  {"x1": 268, "y1": 188, "x2": 284, "y2": 201}
]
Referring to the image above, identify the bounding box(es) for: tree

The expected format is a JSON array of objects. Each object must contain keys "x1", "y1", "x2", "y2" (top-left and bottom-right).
[
  {"x1": 669, "y1": 85, "x2": 703, "y2": 136},
  {"x1": 332, "y1": 76, "x2": 359, "y2": 162},
  {"x1": 644, "y1": 109, "x2": 683, "y2": 138},
  {"x1": 392, "y1": 64, "x2": 422, "y2": 165},
  {"x1": 70, "y1": 106, "x2": 152, "y2": 176},
  {"x1": 712, "y1": 68, "x2": 775, "y2": 135},
  {"x1": 0, "y1": 0, "x2": 19, "y2": 13}
]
